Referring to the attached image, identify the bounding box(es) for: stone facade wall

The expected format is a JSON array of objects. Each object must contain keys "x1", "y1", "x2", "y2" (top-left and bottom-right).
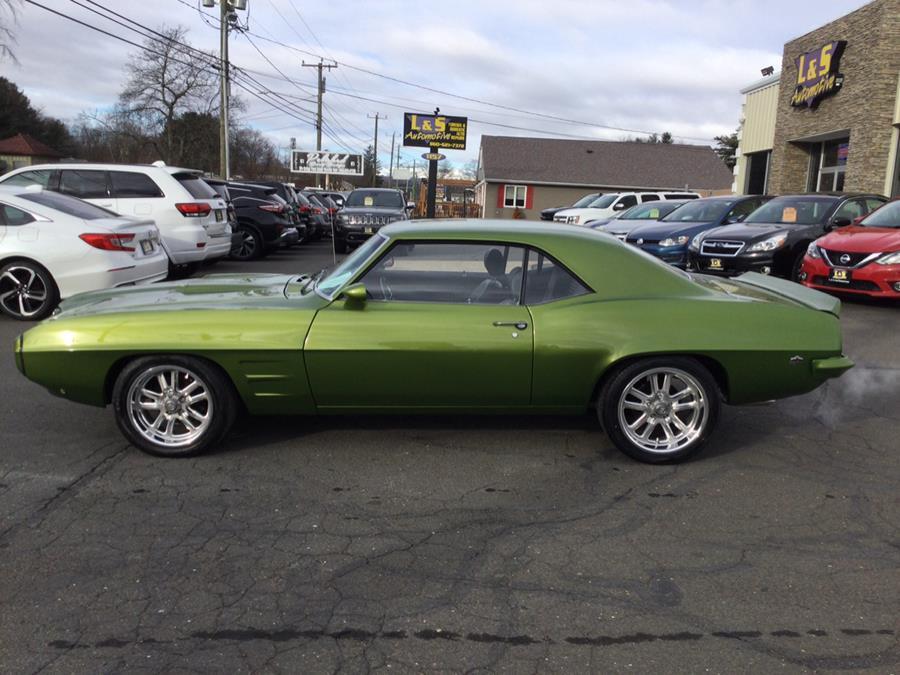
[{"x1": 768, "y1": 0, "x2": 900, "y2": 195}]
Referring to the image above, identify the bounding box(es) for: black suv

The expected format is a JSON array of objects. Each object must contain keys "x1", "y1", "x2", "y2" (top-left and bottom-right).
[
  {"x1": 687, "y1": 193, "x2": 887, "y2": 280},
  {"x1": 334, "y1": 188, "x2": 410, "y2": 253},
  {"x1": 224, "y1": 182, "x2": 299, "y2": 260}
]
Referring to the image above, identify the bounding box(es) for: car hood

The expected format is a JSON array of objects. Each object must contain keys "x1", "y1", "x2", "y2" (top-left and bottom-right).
[
  {"x1": 52, "y1": 274, "x2": 325, "y2": 318},
  {"x1": 599, "y1": 218, "x2": 653, "y2": 234},
  {"x1": 815, "y1": 226, "x2": 900, "y2": 253},
  {"x1": 700, "y1": 222, "x2": 796, "y2": 242},
  {"x1": 555, "y1": 207, "x2": 611, "y2": 218},
  {"x1": 626, "y1": 220, "x2": 717, "y2": 241}
]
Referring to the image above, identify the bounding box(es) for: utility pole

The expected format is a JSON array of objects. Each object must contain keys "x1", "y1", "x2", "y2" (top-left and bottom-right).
[
  {"x1": 388, "y1": 131, "x2": 395, "y2": 189},
  {"x1": 210, "y1": 1, "x2": 248, "y2": 178},
  {"x1": 368, "y1": 113, "x2": 384, "y2": 187},
  {"x1": 302, "y1": 58, "x2": 337, "y2": 187}
]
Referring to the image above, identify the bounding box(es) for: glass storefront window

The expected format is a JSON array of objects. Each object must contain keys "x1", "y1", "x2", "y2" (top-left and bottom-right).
[{"x1": 817, "y1": 137, "x2": 849, "y2": 192}]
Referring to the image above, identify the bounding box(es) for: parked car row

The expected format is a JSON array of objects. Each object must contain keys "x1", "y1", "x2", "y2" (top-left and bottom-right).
[
  {"x1": 593, "y1": 192, "x2": 897, "y2": 299},
  {"x1": 552, "y1": 191, "x2": 701, "y2": 225}
]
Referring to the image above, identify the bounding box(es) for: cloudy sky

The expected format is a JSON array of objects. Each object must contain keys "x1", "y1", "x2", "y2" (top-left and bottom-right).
[{"x1": 2, "y1": 0, "x2": 867, "y2": 170}]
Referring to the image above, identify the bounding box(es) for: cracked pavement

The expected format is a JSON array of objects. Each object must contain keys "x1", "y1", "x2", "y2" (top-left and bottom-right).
[{"x1": 1, "y1": 241, "x2": 897, "y2": 673}]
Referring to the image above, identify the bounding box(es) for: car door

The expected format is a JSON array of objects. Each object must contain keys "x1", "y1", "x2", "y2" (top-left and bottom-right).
[
  {"x1": 58, "y1": 169, "x2": 113, "y2": 210},
  {"x1": 304, "y1": 240, "x2": 533, "y2": 408}
]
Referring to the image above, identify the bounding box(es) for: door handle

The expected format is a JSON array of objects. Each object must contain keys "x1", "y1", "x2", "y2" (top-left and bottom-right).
[{"x1": 493, "y1": 321, "x2": 528, "y2": 330}]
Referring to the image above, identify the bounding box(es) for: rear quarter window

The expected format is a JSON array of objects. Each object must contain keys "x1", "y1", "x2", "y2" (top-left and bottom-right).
[
  {"x1": 173, "y1": 174, "x2": 218, "y2": 199},
  {"x1": 110, "y1": 171, "x2": 164, "y2": 198}
]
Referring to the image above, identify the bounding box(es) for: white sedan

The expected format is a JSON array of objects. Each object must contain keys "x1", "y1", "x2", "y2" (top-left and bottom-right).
[{"x1": 0, "y1": 186, "x2": 167, "y2": 320}]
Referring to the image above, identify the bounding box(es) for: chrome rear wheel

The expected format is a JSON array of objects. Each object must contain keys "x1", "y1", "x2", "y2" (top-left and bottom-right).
[{"x1": 617, "y1": 367, "x2": 707, "y2": 455}]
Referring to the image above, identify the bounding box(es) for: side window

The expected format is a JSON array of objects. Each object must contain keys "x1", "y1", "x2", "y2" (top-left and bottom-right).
[
  {"x1": 865, "y1": 198, "x2": 886, "y2": 214},
  {"x1": 640, "y1": 194, "x2": 660, "y2": 203},
  {"x1": 0, "y1": 203, "x2": 36, "y2": 227},
  {"x1": 832, "y1": 198, "x2": 867, "y2": 221},
  {"x1": 615, "y1": 195, "x2": 638, "y2": 210},
  {"x1": 503, "y1": 185, "x2": 527, "y2": 208},
  {"x1": 361, "y1": 241, "x2": 526, "y2": 305},
  {"x1": 524, "y1": 250, "x2": 590, "y2": 305},
  {"x1": 59, "y1": 170, "x2": 109, "y2": 199},
  {"x1": 110, "y1": 171, "x2": 164, "y2": 198},
  {"x1": 1, "y1": 169, "x2": 56, "y2": 189}
]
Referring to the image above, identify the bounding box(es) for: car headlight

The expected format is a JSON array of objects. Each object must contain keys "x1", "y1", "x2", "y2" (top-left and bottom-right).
[
  {"x1": 747, "y1": 234, "x2": 788, "y2": 252},
  {"x1": 806, "y1": 242, "x2": 820, "y2": 259},
  {"x1": 876, "y1": 251, "x2": 900, "y2": 265},
  {"x1": 659, "y1": 235, "x2": 690, "y2": 247},
  {"x1": 688, "y1": 233, "x2": 705, "y2": 251},
  {"x1": 568, "y1": 215, "x2": 580, "y2": 224}
]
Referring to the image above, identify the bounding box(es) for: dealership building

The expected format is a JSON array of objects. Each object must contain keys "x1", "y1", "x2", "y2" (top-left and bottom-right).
[
  {"x1": 733, "y1": 0, "x2": 900, "y2": 198},
  {"x1": 476, "y1": 136, "x2": 732, "y2": 220}
]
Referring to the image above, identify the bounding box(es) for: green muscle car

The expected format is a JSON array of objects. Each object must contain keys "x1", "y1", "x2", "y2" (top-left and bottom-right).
[{"x1": 13, "y1": 221, "x2": 853, "y2": 463}]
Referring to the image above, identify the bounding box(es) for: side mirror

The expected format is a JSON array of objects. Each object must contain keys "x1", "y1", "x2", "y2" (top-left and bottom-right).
[
  {"x1": 613, "y1": 202, "x2": 626, "y2": 210},
  {"x1": 851, "y1": 215, "x2": 865, "y2": 226},
  {"x1": 725, "y1": 213, "x2": 747, "y2": 224},
  {"x1": 341, "y1": 283, "x2": 367, "y2": 304},
  {"x1": 406, "y1": 201, "x2": 415, "y2": 210},
  {"x1": 828, "y1": 217, "x2": 852, "y2": 230}
]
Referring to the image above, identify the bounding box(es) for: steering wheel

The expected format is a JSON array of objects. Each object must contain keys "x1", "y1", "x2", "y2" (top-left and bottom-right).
[
  {"x1": 378, "y1": 275, "x2": 393, "y2": 301},
  {"x1": 468, "y1": 278, "x2": 504, "y2": 304}
]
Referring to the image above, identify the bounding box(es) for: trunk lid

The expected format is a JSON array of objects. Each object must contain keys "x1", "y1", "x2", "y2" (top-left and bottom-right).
[
  {"x1": 86, "y1": 217, "x2": 162, "y2": 261},
  {"x1": 695, "y1": 271, "x2": 842, "y2": 316}
]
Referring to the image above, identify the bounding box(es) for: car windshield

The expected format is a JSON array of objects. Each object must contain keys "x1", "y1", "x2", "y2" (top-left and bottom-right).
[
  {"x1": 345, "y1": 190, "x2": 403, "y2": 209},
  {"x1": 621, "y1": 201, "x2": 682, "y2": 220},
  {"x1": 587, "y1": 194, "x2": 618, "y2": 208},
  {"x1": 661, "y1": 200, "x2": 731, "y2": 223},
  {"x1": 571, "y1": 193, "x2": 600, "y2": 208},
  {"x1": 860, "y1": 200, "x2": 900, "y2": 228},
  {"x1": 316, "y1": 234, "x2": 387, "y2": 298},
  {"x1": 744, "y1": 196, "x2": 835, "y2": 225},
  {"x1": 18, "y1": 191, "x2": 118, "y2": 219}
]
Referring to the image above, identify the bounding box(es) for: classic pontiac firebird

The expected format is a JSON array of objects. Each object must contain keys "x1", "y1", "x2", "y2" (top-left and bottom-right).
[{"x1": 14, "y1": 221, "x2": 853, "y2": 463}]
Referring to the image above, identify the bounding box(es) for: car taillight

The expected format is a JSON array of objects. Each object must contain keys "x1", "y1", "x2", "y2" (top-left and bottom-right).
[
  {"x1": 299, "y1": 204, "x2": 310, "y2": 213},
  {"x1": 79, "y1": 233, "x2": 136, "y2": 252},
  {"x1": 312, "y1": 206, "x2": 323, "y2": 214},
  {"x1": 258, "y1": 203, "x2": 285, "y2": 214},
  {"x1": 176, "y1": 202, "x2": 212, "y2": 217}
]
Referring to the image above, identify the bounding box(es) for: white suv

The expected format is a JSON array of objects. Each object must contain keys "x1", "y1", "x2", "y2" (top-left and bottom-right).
[
  {"x1": 0, "y1": 162, "x2": 231, "y2": 271},
  {"x1": 554, "y1": 191, "x2": 699, "y2": 225}
]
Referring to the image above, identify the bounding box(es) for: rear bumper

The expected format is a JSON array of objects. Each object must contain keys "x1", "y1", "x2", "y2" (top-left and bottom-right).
[
  {"x1": 811, "y1": 355, "x2": 854, "y2": 377},
  {"x1": 800, "y1": 257, "x2": 900, "y2": 297},
  {"x1": 55, "y1": 255, "x2": 169, "y2": 298},
  {"x1": 204, "y1": 231, "x2": 234, "y2": 260},
  {"x1": 279, "y1": 230, "x2": 300, "y2": 247}
]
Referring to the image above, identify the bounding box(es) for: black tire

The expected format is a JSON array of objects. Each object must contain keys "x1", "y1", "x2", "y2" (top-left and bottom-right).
[
  {"x1": 0, "y1": 260, "x2": 59, "y2": 320},
  {"x1": 789, "y1": 250, "x2": 806, "y2": 282},
  {"x1": 598, "y1": 356, "x2": 720, "y2": 464},
  {"x1": 334, "y1": 238, "x2": 348, "y2": 254},
  {"x1": 112, "y1": 355, "x2": 239, "y2": 458},
  {"x1": 230, "y1": 226, "x2": 264, "y2": 261}
]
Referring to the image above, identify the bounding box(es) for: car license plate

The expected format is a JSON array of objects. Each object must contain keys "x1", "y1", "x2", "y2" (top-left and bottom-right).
[
  {"x1": 364, "y1": 227, "x2": 373, "y2": 234},
  {"x1": 215, "y1": 209, "x2": 223, "y2": 222},
  {"x1": 140, "y1": 239, "x2": 153, "y2": 254},
  {"x1": 708, "y1": 258, "x2": 723, "y2": 270},
  {"x1": 829, "y1": 268, "x2": 851, "y2": 283}
]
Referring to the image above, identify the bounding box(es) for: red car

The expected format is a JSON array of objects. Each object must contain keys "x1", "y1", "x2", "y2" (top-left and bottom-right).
[{"x1": 800, "y1": 199, "x2": 900, "y2": 298}]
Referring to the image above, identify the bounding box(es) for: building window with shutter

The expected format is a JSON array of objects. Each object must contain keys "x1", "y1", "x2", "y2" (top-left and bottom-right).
[{"x1": 503, "y1": 185, "x2": 527, "y2": 208}]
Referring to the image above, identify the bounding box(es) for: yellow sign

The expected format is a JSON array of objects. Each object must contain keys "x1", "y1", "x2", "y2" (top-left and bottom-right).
[
  {"x1": 791, "y1": 41, "x2": 846, "y2": 109},
  {"x1": 403, "y1": 113, "x2": 468, "y2": 150}
]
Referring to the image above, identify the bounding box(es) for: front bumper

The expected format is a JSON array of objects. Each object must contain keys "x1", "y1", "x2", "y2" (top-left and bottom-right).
[
  {"x1": 687, "y1": 250, "x2": 780, "y2": 277},
  {"x1": 336, "y1": 225, "x2": 382, "y2": 244},
  {"x1": 800, "y1": 257, "x2": 900, "y2": 298}
]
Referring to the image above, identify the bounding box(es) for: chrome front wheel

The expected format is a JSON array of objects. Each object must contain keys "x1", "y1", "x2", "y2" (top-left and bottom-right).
[
  {"x1": 127, "y1": 366, "x2": 213, "y2": 448},
  {"x1": 113, "y1": 356, "x2": 238, "y2": 457}
]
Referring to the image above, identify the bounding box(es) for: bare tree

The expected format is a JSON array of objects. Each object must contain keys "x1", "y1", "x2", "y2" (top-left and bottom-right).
[
  {"x1": 118, "y1": 26, "x2": 218, "y2": 162},
  {"x1": 1, "y1": 0, "x2": 20, "y2": 63}
]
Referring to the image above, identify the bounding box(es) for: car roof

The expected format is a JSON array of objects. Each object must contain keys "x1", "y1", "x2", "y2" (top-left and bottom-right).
[
  {"x1": 8, "y1": 162, "x2": 202, "y2": 175},
  {"x1": 349, "y1": 187, "x2": 402, "y2": 193}
]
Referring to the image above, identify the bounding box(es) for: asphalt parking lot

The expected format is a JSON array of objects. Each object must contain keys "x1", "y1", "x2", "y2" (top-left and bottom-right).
[{"x1": 1, "y1": 240, "x2": 898, "y2": 673}]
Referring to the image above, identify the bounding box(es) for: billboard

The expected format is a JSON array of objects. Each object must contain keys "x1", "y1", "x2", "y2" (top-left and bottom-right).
[
  {"x1": 290, "y1": 151, "x2": 363, "y2": 175},
  {"x1": 403, "y1": 113, "x2": 467, "y2": 150}
]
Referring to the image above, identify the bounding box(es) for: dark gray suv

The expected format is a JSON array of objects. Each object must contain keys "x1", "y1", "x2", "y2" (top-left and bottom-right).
[{"x1": 334, "y1": 188, "x2": 410, "y2": 253}]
